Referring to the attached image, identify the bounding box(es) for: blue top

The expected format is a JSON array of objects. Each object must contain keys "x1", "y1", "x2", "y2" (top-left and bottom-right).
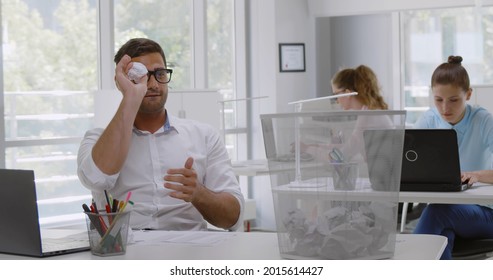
[{"x1": 414, "y1": 104, "x2": 493, "y2": 171}]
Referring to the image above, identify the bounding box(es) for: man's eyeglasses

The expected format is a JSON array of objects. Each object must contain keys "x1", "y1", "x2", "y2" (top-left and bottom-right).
[{"x1": 147, "y1": 68, "x2": 173, "y2": 84}]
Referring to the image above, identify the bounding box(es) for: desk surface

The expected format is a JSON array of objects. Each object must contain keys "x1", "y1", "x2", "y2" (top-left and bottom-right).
[
  {"x1": 399, "y1": 183, "x2": 493, "y2": 204},
  {"x1": 232, "y1": 159, "x2": 270, "y2": 177},
  {"x1": 0, "y1": 231, "x2": 445, "y2": 260},
  {"x1": 233, "y1": 160, "x2": 493, "y2": 205}
]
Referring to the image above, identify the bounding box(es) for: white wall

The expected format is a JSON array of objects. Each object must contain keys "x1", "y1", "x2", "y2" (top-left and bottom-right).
[
  {"x1": 248, "y1": 0, "x2": 317, "y2": 231},
  {"x1": 248, "y1": 0, "x2": 318, "y2": 160},
  {"x1": 320, "y1": 13, "x2": 397, "y2": 108},
  {"x1": 166, "y1": 90, "x2": 222, "y2": 131},
  {"x1": 274, "y1": 0, "x2": 317, "y2": 113},
  {"x1": 315, "y1": 17, "x2": 331, "y2": 97}
]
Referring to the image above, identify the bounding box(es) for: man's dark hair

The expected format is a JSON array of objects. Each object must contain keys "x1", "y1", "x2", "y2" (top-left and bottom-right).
[{"x1": 114, "y1": 38, "x2": 166, "y2": 65}]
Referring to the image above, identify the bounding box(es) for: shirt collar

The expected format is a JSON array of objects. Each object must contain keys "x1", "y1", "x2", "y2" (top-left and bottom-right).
[
  {"x1": 133, "y1": 110, "x2": 177, "y2": 135},
  {"x1": 163, "y1": 110, "x2": 173, "y2": 132}
]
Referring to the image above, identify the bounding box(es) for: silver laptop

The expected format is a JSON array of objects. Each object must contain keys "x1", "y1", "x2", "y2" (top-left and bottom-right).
[{"x1": 0, "y1": 169, "x2": 89, "y2": 257}]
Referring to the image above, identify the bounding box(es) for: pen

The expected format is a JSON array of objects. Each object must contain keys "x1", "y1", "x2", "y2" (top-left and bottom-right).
[
  {"x1": 112, "y1": 198, "x2": 119, "y2": 213},
  {"x1": 119, "y1": 191, "x2": 132, "y2": 213},
  {"x1": 329, "y1": 148, "x2": 344, "y2": 163},
  {"x1": 118, "y1": 200, "x2": 124, "y2": 212},
  {"x1": 83, "y1": 203, "x2": 105, "y2": 236},
  {"x1": 82, "y1": 203, "x2": 91, "y2": 213},
  {"x1": 104, "y1": 190, "x2": 111, "y2": 209},
  {"x1": 106, "y1": 204, "x2": 113, "y2": 225},
  {"x1": 91, "y1": 199, "x2": 99, "y2": 214},
  {"x1": 91, "y1": 199, "x2": 108, "y2": 233}
]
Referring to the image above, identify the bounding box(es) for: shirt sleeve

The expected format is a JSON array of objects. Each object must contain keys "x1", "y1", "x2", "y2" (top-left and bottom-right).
[
  {"x1": 479, "y1": 109, "x2": 493, "y2": 155},
  {"x1": 203, "y1": 125, "x2": 245, "y2": 231},
  {"x1": 77, "y1": 128, "x2": 119, "y2": 191}
]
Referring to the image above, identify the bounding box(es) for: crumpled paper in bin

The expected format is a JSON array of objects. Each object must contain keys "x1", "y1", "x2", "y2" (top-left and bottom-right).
[{"x1": 282, "y1": 202, "x2": 394, "y2": 259}]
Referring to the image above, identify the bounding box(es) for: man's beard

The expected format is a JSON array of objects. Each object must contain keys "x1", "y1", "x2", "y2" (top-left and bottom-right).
[{"x1": 139, "y1": 90, "x2": 167, "y2": 114}]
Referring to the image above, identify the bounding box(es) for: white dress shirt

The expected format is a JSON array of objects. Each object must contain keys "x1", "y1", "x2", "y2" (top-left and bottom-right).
[{"x1": 77, "y1": 114, "x2": 244, "y2": 231}]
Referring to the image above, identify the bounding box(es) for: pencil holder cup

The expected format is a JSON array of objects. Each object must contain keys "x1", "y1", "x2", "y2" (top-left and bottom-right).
[
  {"x1": 330, "y1": 162, "x2": 358, "y2": 190},
  {"x1": 85, "y1": 210, "x2": 131, "y2": 256}
]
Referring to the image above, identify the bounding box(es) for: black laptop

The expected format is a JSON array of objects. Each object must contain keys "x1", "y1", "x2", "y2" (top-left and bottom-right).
[
  {"x1": 0, "y1": 169, "x2": 89, "y2": 257},
  {"x1": 399, "y1": 129, "x2": 468, "y2": 192},
  {"x1": 364, "y1": 129, "x2": 469, "y2": 192}
]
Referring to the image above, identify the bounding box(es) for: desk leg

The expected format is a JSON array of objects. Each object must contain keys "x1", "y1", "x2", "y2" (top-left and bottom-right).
[{"x1": 400, "y1": 202, "x2": 409, "y2": 232}]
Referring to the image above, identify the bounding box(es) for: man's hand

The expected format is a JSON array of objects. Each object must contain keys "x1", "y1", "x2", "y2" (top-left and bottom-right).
[
  {"x1": 164, "y1": 157, "x2": 204, "y2": 203},
  {"x1": 115, "y1": 54, "x2": 147, "y2": 100},
  {"x1": 163, "y1": 157, "x2": 241, "y2": 229}
]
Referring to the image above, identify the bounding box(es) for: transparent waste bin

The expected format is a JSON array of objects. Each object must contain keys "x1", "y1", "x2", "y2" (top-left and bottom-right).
[{"x1": 261, "y1": 110, "x2": 406, "y2": 259}]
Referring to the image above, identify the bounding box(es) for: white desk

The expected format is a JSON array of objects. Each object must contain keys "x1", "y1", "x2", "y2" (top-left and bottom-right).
[
  {"x1": 0, "y1": 231, "x2": 445, "y2": 260},
  {"x1": 399, "y1": 183, "x2": 493, "y2": 232},
  {"x1": 399, "y1": 183, "x2": 493, "y2": 204},
  {"x1": 233, "y1": 162, "x2": 493, "y2": 205},
  {"x1": 232, "y1": 159, "x2": 270, "y2": 177},
  {"x1": 232, "y1": 159, "x2": 323, "y2": 177},
  {"x1": 235, "y1": 166, "x2": 493, "y2": 232}
]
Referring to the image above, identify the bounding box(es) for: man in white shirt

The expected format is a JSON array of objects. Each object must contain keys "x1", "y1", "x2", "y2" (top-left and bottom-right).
[{"x1": 77, "y1": 38, "x2": 244, "y2": 231}]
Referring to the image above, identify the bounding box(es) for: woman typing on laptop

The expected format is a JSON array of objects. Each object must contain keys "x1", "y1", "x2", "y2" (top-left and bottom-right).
[
  {"x1": 462, "y1": 171, "x2": 493, "y2": 186},
  {"x1": 412, "y1": 55, "x2": 493, "y2": 259}
]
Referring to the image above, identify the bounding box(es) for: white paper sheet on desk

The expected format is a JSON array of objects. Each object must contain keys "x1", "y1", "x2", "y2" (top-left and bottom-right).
[{"x1": 132, "y1": 230, "x2": 236, "y2": 246}]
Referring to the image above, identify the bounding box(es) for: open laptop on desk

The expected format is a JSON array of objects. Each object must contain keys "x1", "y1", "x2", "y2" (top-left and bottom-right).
[
  {"x1": 400, "y1": 129, "x2": 469, "y2": 192},
  {"x1": 364, "y1": 129, "x2": 469, "y2": 192},
  {"x1": 0, "y1": 169, "x2": 89, "y2": 257}
]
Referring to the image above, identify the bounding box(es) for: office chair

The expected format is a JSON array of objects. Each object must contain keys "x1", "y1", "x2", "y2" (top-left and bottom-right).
[{"x1": 452, "y1": 237, "x2": 493, "y2": 260}]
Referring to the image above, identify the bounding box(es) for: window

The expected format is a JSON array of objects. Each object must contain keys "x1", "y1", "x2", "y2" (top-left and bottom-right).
[
  {"x1": 114, "y1": 0, "x2": 192, "y2": 89},
  {"x1": 114, "y1": 0, "x2": 245, "y2": 160},
  {"x1": 1, "y1": 0, "x2": 97, "y2": 226},
  {"x1": 401, "y1": 6, "x2": 493, "y2": 125},
  {"x1": 206, "y1": 0, "x2": 247, "y2": 160}
]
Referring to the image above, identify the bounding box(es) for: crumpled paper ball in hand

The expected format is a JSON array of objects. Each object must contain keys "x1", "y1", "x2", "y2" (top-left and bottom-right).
[{"x1": 128, "y1": 62, "x2": 148, "y2": 82}]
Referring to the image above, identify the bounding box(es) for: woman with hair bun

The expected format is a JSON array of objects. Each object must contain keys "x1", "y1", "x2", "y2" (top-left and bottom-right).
[{"x1": 412, "y1": 55, "x2": 493, "y2": 259}]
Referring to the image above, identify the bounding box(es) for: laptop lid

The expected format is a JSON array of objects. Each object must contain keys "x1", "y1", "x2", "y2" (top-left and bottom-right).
[
  {"x1": 0, "y1": 169, "x2": 89, "y2": 257},
  {"x1": 261, "y1": 117, "x2": 277, "y2": 159},
  {"x1": 363, "y1": 129, "x2": 405, "y2": 191},
  {"x1": 400, "y1": 129, "x2": 466, "y2": 192}
]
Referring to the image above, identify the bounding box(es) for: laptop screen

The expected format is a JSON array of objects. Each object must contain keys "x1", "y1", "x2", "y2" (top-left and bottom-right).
[
  {"x1": 0, "y1": 169, "x2": 44, "y2": 256},
  {"x1": 0, "y1": 169, "x2": 89, "y2": 257}
]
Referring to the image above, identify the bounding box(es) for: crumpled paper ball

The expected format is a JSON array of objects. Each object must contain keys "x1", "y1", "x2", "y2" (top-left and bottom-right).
[{"x1": 128, "y1": 62, "x2": 148, "y2": 82}]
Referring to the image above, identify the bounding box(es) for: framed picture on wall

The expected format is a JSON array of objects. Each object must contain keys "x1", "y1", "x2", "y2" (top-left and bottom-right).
[{"x1": 279, "y1": 43, "x2": 305, "y2": 72}]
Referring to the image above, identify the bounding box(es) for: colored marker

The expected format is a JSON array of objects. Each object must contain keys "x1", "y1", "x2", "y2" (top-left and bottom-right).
[
  {"x1": 111, "y1": 198, "x2": 119, "y2": 213},
  {"x1": 104, "y1": 190, "x2": 111, "y2": 209}
]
